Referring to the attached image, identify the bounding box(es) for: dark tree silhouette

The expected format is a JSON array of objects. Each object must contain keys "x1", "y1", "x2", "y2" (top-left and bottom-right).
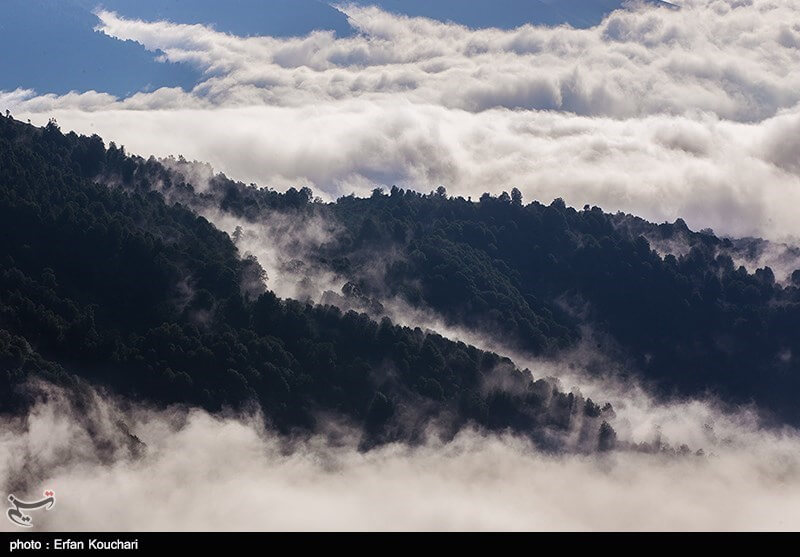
[{"x1": 0, "y1": 116, "x2": 615, "y2": 451}]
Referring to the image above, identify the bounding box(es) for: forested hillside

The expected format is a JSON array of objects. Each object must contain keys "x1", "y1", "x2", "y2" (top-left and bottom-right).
[
  {"x1": 87, "y1": 135, "x2": 800, "y2": 425},
  {"x1": 0, "y1": 116, "x2": 616, "y2": 451}
]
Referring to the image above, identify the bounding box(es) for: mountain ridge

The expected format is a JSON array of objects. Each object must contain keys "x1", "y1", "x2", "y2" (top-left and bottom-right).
[
  {"x1": 101, "y1": 139, "x2": 800, "y2": 426},
  {"x1": 0, "y1": 115, "x2": 620, "y2": 452}
]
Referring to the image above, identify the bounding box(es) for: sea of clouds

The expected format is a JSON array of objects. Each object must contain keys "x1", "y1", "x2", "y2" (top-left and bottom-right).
[
  {"x1": 1, "y1": 383, "x2": 799, "y2": 532},
  {"x1": 1, "y1": 0, "x2": 799, "y2": 240}
]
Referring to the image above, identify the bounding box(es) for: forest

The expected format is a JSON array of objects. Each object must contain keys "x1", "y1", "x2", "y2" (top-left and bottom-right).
[
  {"x1": 82, "y1": 122, "x2": 800, "y2": 426},
  {"x1": 3, "y1": 113, "x2": 799, "y2": 448},
  {"x1": 0, "y1": 115, "x2": 617, "y2": 451}
]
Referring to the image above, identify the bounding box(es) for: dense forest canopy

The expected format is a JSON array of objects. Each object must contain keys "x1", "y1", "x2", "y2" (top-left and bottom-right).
[
  {"x1": 68, "y1": 118, "x2": 800, "y2": 426},
  {"x1": 0, "y1": 115, "x2": 618, "y2": 451},
  {"x1": 3, "y1": 113, "x2": 799, "y2": 444}
]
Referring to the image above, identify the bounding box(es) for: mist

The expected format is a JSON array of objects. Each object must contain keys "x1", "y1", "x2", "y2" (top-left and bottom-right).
[{"x1": 1, "y1": 382, "x2": 799, "y2": 532}]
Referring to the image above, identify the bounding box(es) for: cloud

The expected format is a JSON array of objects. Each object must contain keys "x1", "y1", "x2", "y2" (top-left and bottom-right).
[
  {"x1": 10, "y1": 101, "x2": 800, "y2": 241},
  {"x1": 2, "y1": 2, "x2": 800, "y2": 240},
  {"x1": 1, "y1": 383, "x2": 799, "y2": 532},
  {"x1": 88, "y1": 2, "x2": 800, "y2": 120}
]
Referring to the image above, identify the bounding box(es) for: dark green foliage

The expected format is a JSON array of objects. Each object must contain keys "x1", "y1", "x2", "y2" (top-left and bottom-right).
[
  {"x1": 98, "y1": 139, "x2": 800, "y2": 425},
  {"x1": 324, "y1": 198, "x2": 800, "y2": 424},
  {"x1": 325, "y1": 193, "x2": 800, "y2": 423},
  {"x1": 0, "y1": 116, "x2": 612, "y2": 449}
]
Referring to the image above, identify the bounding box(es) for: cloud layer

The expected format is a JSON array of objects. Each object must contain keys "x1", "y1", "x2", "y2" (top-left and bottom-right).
[
  {"x1": 1, "y1": 384, "x2": 799, "y2": 532},
  {"x1": 0, "y1": 2, "x2": 799, "y2": 240}
]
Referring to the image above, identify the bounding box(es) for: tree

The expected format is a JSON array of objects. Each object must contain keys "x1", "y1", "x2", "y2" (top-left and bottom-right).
[{"x1": 599, "y1": 421, "x2": 617, "y2": 451}]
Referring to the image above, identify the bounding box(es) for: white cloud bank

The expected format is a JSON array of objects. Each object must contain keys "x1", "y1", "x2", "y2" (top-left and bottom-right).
[
  {"x1": 1, "y1": 1, "x2": 800, "y2": 239},
  {"x1": 1, "y1": 385, "x2": 799, "y2": 532}
]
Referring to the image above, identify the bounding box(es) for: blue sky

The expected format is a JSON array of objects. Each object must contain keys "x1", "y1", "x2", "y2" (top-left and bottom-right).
[{"x1": 1, "y1": 0, "x2": 350, "y2": 96}]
